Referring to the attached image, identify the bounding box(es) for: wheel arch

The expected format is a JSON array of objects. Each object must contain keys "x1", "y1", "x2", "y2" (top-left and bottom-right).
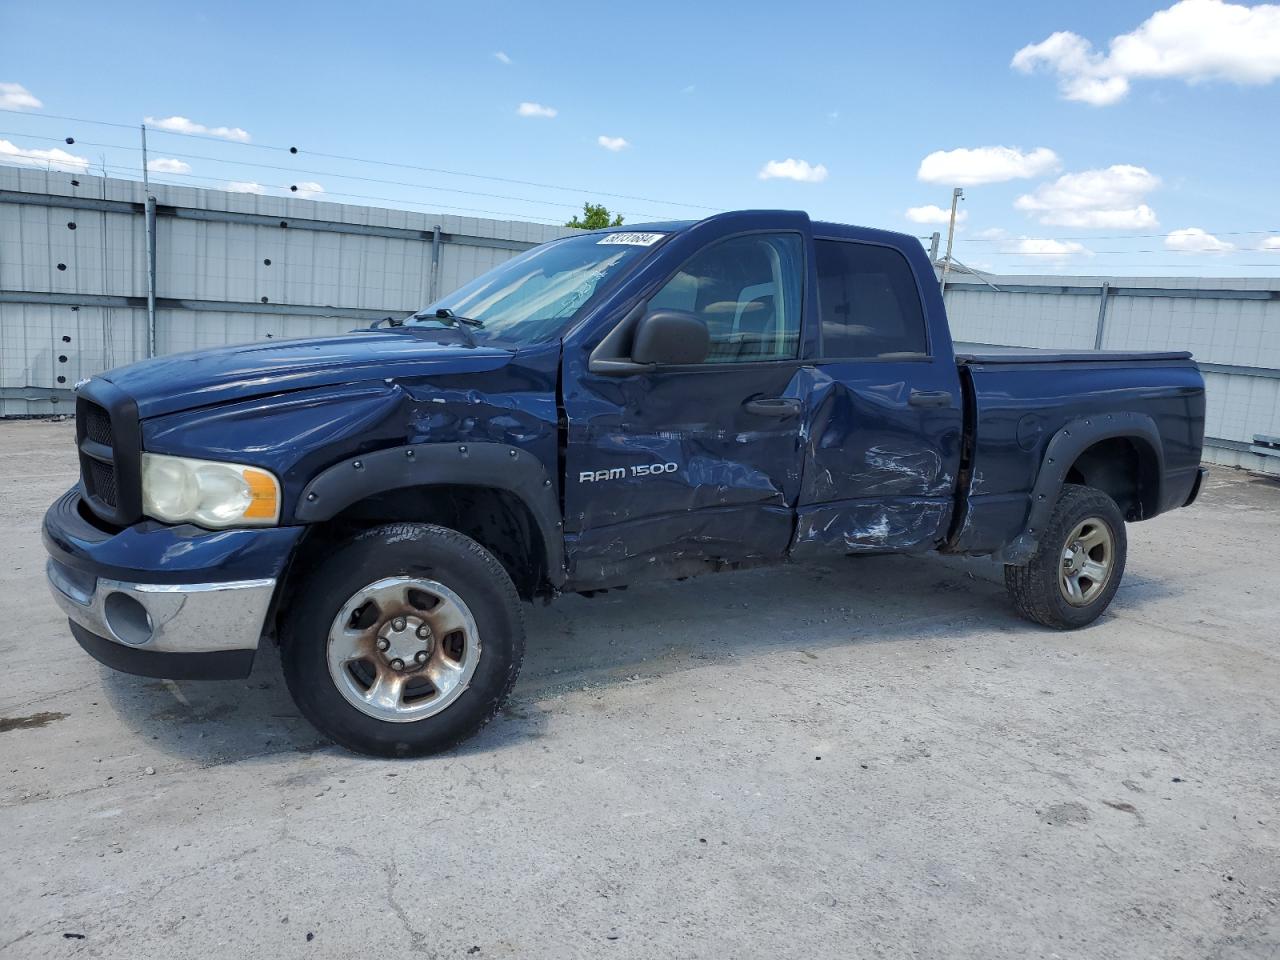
[
  {"x1": 290, "y1": 442, "x2": 565, "y2": 597},
  {"x1": 1064, "y1": 435, "x2": 1161, "y2": 523},
  {"x1": 1002, "y1": 412, "x2": 1163, "y2": 566}
]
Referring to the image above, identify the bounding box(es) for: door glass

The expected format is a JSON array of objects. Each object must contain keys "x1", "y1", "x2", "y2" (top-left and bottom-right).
[
  {"x1": 814, "y1": 240, "x2": 928, "y2": 358},
  {"x1": 649, "y1": 233, "x2": 802, "y2": 363}
]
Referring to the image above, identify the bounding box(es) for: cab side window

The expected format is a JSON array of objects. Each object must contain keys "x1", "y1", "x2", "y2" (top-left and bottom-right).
[
  {"x1": 649, "y1": 233, "x2": 802, "y2": 363},
  {"x1": 815, "y1": 240, "x2": 928, "y2": 359}
]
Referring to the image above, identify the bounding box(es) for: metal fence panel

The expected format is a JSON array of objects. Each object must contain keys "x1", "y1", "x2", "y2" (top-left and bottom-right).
[
  {"x1": 945, "y1": 273, "x2": 1280, "y2": 475},
  {"x1": 0, "y1": 167, "x2": 572, "y2": 416}
]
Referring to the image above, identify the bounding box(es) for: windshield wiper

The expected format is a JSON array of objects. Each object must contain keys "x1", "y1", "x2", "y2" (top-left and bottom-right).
[
  {"x1": 408, "y1": 307, "x2": 484, "y2": 345},
  {"x1": 413, "y1": 307, "x2": 484, "y2": 328},
  {"x1": 369, "y1": 316, "x2": 404, "y2": 329}
]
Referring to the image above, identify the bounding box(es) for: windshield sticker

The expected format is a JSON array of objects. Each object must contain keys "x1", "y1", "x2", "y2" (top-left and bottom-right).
[{"x1": 597, "y1": 232, "x2": 666, "y2": 246}]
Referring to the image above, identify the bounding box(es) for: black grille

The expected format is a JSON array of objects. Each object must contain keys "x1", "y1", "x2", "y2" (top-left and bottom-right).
[
  {"x1": 75, "y1": 381, "x2": 142, "y2": 526},
  {"x1": 87, "y1": 458, "x2": 118, "y2": 506},
  {"x1": 82, "y1": 401, "x2": 114, "y2": 447}
]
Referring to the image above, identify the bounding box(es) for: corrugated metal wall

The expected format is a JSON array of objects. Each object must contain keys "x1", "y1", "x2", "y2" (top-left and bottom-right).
[
  {"x1": 0, "y1": 167, "x2": 571, "y2": 416},
  {"x1": 945, "y1": 274, "x2": 1280, "y2": 474}
]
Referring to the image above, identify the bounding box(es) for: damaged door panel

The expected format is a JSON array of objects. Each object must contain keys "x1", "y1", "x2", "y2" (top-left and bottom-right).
[
  {"x1": 561, "y1": 360, "x2": 808, "y2": 585},
  {"x1": 790, "y1": 499, "x2": 953, "y2": 558},
  {"x1": 790, "y1": 366, "x2": 961, "y2": 556},
  {"x1": 561, "y1": 225, "x2": 810, "y2": 587},
  {"x1": 788, "y1": 236, "x2": 964, "y2": 557}
]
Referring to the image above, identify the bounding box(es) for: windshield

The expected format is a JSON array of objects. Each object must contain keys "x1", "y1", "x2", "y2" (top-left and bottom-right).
[{"x1": 409, "y1": 231, "x2": 666, "y2": 346}]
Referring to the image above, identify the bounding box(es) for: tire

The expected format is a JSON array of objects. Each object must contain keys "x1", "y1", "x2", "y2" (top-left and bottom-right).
[
  {"x1": 281, "y1": 523, "x2": 525, "y2": 757},
  {"x1": 1004, "y1": 483, "x2": 1127, "y2": 630}
]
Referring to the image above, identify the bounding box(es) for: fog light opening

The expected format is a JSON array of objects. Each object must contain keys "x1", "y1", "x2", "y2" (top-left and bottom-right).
[{"x1": 104, "y1": 592, "x2": 154, "y2": 646}]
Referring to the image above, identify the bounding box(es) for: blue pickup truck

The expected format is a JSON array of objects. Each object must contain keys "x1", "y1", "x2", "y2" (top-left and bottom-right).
[{"x1": 44, "y1": 210, "x2": 1207, "y2": 756}]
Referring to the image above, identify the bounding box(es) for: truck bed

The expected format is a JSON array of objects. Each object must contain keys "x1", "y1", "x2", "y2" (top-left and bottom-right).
[{"x1": 948, "y1": 348, "x2": 1205, "y2": 557}]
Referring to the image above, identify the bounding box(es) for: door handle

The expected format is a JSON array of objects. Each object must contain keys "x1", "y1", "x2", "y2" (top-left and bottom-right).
[
  {"x1": 743, "y1": 397, "x2": 802, "y2": 417},
  {"x1": 908, "y1": 389, "x2": 953, "y2": 408}
]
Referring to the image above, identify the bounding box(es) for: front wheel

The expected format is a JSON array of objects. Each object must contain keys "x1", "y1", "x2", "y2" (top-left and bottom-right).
[
  {"x1": 1004, "y1": 484, "x2": 1127, "y2": 629},
  {"x1": 282, "y1": 523, "x2": 525, "y2": 757}
]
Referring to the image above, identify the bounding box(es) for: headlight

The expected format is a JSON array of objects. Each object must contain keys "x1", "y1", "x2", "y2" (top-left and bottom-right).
[{"x1": 141, "y1": 453, "x2": 281, "y2": 528}]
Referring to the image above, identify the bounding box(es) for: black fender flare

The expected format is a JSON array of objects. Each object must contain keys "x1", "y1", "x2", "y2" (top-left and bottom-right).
[
  {"x1": 1001, "y1": 412, "x2": 1164, "y2": 566},
  {"x1": 293, "y1": 442, "x2": 565, "y2": 586}
]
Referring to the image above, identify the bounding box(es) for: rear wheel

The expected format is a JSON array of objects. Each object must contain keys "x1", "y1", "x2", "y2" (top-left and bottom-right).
[
  {"x1": 1004, "y1": 484, "x2": 1127, "y2": 629},
  {"x1": 282, "y1": 523, "x2": 525, "y2": 757}
]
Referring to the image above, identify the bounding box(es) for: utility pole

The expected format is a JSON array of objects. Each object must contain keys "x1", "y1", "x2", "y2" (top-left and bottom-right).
[
  {"x1": 140, "y1": 122, "x2": 150, "y2": 194},
  {"x1": 140, "y1": 123, "x2": 157, "y2": 358},
  {"x1": 939, "y1": 187, "x2": 963, "y2": 291},
  {"x1": 928, "y1": 232, "x2": 940, "y2": 263}
]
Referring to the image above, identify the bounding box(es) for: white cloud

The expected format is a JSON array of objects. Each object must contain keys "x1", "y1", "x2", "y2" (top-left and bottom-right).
[
  {"x1": 905, "y1": 204, "x2": 968, "y2": 225},
  {"x1": 1006, "y1": 237, "x2": 1093, "y2": 259},
  {"x1": 145, "y1": 115, "x2": 251, "y2": 142},
  {"x1": 597, "y1": 135, "x2": 630, "y2": 152},
  {"x1": 1165, "y1": 226, "x2": 1235, "y2": 253},
  {"x1": 147, "y1": 157, "x2": 191, "y2": 174},
  {"x1": 516, "y1": 101, "x2": 557, "y2": 118},
  {"x1": 974, "y1": 227, "x2": 1010, "y2": 240},
  {"x1": 290, "y1": 181, "x2": 324, "y2": 199},
  {"x1": 1012, "y1": 0, "x2": 1280, "y2": 106},
  {"x1": 1262, "y1": 236, "x2": 1280, "y2": 251},
  {"x1": 1015, "y1": 164, "x2": 1160, "y2": 228},
  {"x1": 494, "y1": 51, "x2": 512, "y2": 65},
  {"x1": 758, "y1": 158, "x2": 828, "y2": 183},
  {"x1": 226, "y1": 181, "x2": 265, "y2": 194},
  {"x1": 917, "y1": 146, "x2": 1060, "y2": 186},
  {"x1": 1012, "y1": 34, "x2": 1130, "y2": 105},
  {"x1": 0, "y1": 139, "x2": 88, "y2": 172},
  {"x1": 0, "y1": 82, "x2": 42, "y2": 111}
]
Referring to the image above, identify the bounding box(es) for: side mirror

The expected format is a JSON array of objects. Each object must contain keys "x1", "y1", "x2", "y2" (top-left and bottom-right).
[{"x1": 631, "y1": 309, "x2": 709, "y2": 366}]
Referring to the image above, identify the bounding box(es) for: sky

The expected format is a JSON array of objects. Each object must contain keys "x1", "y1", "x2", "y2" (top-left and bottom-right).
[{"x1": 1, "y1": 0, "x2": 1279, "y2": 276}]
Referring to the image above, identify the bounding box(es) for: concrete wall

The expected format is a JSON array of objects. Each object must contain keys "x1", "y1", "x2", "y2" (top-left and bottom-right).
[
  {"x1": 0, "y1": 167, "x2": 572, "y2": 416},
  {"x1": 944, "y1": 273, "x2": 1280, "y2": 475}
]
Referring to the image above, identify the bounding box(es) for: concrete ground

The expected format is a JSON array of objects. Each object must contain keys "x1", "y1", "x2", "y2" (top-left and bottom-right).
[{"x1": 0, "y1": 418, "x2": 1277, "y2": 960}]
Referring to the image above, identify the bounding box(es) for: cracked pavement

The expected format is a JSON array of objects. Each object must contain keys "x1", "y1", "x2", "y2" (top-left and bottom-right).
[{"x1": 1, "y1": 420, "x2": 1278, "y2": 959}]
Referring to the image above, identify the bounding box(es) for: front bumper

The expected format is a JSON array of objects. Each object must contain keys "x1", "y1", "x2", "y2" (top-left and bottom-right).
[
  {"x1": 48, "y1": 558, "x2": 275, "y2": 679},
  {"x1": 44, "y1": 486, "x2": 304, "y2": 680}
]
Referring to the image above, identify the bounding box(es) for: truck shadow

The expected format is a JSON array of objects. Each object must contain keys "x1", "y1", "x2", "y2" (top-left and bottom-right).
[{"x1": 96, "y1": 551, "x2": 1175, "y2": 763}]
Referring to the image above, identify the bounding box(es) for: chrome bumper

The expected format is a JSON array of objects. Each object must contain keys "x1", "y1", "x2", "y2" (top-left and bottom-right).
[{"x1": 47, "y1": 559, "x2": 275, "y2": 655}]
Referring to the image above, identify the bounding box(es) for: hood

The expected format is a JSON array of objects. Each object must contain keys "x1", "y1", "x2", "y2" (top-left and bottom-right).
[{"x1": 100, "y1": 330, "x2": 514, "y2": 418}]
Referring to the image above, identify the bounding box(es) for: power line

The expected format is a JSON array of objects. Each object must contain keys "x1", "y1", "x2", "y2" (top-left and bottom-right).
[
  {"x1": 0, "y1": 107, "x2": 719, "y2": 212},
  {"x1": 93, "y1": 164, "x2": 568, "y2": 224},
  {"x1": 0, "y1": 129, "x2": 689, "y2": 221},
  {"x1": 5, "y1": 113, "x2": 1278, "y2": 262},
  {"x1": 0, "y1": 108, "x2": 138, "y2": 131}
]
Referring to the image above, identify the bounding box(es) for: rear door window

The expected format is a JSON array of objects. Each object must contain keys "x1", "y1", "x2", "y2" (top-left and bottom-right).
[{"x1": 814, "y1": 240, "x2": 928, "y2": 359}]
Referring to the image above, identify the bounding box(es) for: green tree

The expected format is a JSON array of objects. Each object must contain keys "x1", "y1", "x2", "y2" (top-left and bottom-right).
[{"x1": 566, "y1": 202, "x2": 624, "y2": 229}]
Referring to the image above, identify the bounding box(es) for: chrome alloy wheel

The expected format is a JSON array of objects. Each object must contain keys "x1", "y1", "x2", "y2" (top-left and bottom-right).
[
  {"x1": 326, "y1": 577, "x2": 481, "y2": 722},
  {"x1": 1058, "y1": 518, "x2": 1115, "y2": 607}
]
